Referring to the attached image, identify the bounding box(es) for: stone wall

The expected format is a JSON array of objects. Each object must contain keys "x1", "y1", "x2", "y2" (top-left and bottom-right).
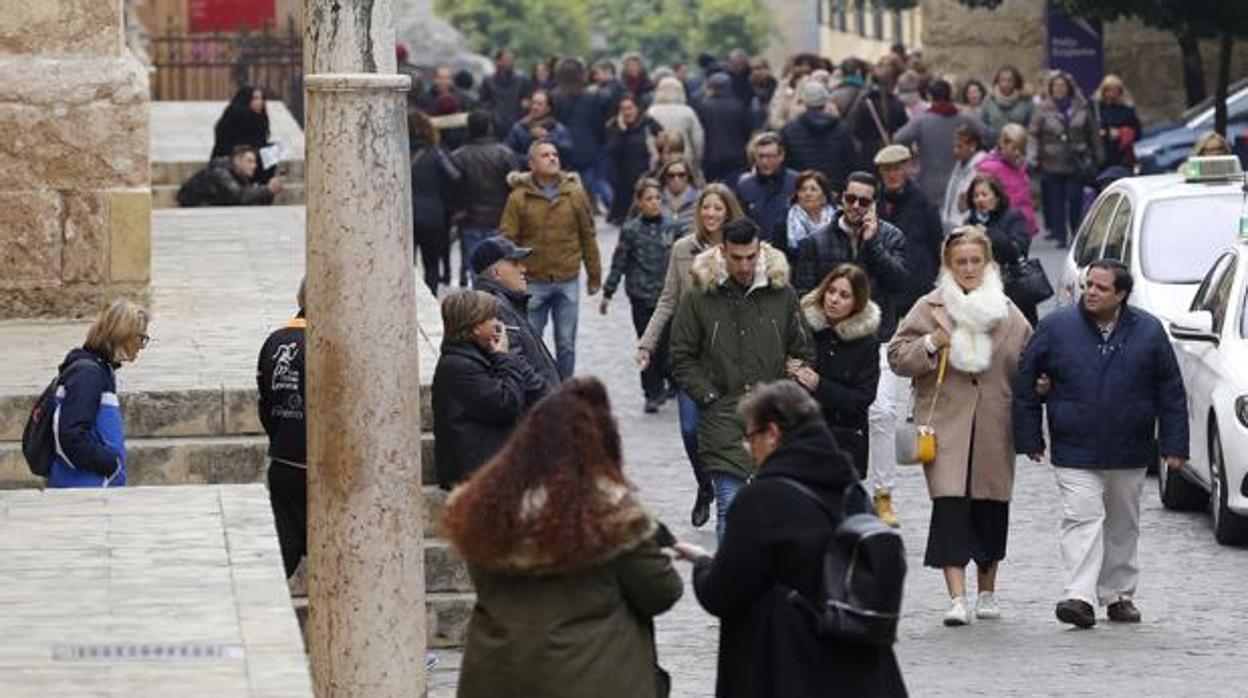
[
  {"x1": 0, "y1": 0, "x2": 151, "y2": 319},
  {"x1": 921, "y1": 0, "x2": 1248, "y2": 125}
]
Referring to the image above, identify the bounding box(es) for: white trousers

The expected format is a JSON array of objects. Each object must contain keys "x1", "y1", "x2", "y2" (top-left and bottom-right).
[
  {"x1": 1054, "y1": 467, "x2": 1146, "y2": 606},
  {"x1": 866, "y1": 344, "x2": 911, "y2": 494}
]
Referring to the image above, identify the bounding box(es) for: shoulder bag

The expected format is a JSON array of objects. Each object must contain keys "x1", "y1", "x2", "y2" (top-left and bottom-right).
[
  {"x1": 895, "y1": 347, "x2": 947, "y2": 466},
  {"x1": 1002, "y1": 256, "x2": 1055, "y2": 306}
]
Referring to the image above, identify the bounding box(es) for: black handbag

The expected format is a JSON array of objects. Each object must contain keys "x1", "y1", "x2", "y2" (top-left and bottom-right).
[{"x1": 1002, "y1": 257, "x2": 1054, "y2": 306}]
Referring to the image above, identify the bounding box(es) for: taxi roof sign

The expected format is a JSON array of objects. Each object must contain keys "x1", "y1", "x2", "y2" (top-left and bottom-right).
[{"x1": 1185, "y1": 155, "x2": 1244, "y2": 182}]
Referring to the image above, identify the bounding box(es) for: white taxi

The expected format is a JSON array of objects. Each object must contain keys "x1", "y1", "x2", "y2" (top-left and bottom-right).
[
  {"x1": 1164, "y1": 236, "x2": 1248, "y2": 545},
  {"x1": 1057, "y1": 156, "x2": 1248, "y2": 327}
]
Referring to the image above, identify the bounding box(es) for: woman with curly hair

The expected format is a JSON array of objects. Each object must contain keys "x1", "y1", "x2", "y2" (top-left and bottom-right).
[{"x1": 442, "y1": 377, "x2": 683, "y2": 698}]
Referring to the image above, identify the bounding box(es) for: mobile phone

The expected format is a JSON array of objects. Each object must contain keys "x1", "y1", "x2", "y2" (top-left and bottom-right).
[{"x1": 653, "y1": 522, "x2": 676, "y2": 548}]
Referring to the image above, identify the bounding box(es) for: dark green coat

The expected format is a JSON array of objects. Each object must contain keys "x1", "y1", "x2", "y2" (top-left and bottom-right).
[
  {"x1": 455, "y1": 488, "x2": 683, "y2": 698},
  {"x1": 669, "y1": 243, "x2": 815, "y2": 478}
]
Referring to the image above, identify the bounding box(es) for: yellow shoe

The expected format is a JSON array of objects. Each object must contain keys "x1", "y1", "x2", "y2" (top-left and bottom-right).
[{"x1": 873, "y1": 490, "x2": 900, "y2": 528}]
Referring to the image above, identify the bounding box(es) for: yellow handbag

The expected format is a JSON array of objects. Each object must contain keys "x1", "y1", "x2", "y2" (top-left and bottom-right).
[{"x1": 895, "y1": 348, "x2": 948, "y2": 466}]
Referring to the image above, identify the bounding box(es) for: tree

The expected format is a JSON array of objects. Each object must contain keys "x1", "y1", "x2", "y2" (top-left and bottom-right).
[
  {"x1": 434, "y1": 0, "x2": 591, "y2": 68},
  {"x1": 956, "y1": 0, "x2": 1248, "y2": 133},
  {"x1": 437, "y1": 0, "x2": 771, "y2": 72}
]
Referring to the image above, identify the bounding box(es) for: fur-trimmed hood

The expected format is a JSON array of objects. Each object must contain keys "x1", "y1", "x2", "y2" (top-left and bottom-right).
[
  {"x1": 690, "y1": 242, "x2": 791, "y2": 293},
  {"x1": 505, "y1": 169, "x2": 584, "y2": 193},
  {"x1": 447, "y1": 477, "x2": 656, "y2": 576},
  {"x1": 800, "y1": 292, "x2": 881, "y2": 342}
]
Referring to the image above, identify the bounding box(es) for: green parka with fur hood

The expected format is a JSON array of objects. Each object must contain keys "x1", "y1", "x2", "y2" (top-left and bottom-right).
[{"x1": 669, "y1": 242, "x2": 815, "y2": 478}]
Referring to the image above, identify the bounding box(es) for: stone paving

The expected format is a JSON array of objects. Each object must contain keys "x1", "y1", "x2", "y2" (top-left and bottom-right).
[
  {"x1": 429, "y1": 226, "x2": 1248, "y2": 697},
  {"x1": 0, "y1": 484, "x2": 312, "y2": 697}
]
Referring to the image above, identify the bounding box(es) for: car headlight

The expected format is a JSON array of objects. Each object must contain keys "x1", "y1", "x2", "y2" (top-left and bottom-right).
[{"x1": 1237, "y1": 396, "x2": 1248, "y2": 428}]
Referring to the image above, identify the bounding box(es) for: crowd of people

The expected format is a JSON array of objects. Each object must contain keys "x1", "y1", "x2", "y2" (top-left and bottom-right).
[{"x1": 37, "y1": 39, "x2": 1213, "y2": 698}]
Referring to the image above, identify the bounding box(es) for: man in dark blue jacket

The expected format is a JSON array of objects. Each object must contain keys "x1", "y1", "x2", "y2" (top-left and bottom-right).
[
  {"x1": 1014, "y1": 260, "x2": 1189, "y2": 629},
  {"x1": 736, "y1": 133, "x2": 797, "y2": 247}
]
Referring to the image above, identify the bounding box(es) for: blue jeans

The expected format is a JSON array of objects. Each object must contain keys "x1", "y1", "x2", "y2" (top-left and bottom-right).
[
  {"x1": 527, "y1": 279, "x2": 579, "y2": 379},
  {"x1": 676, "y1": 390, "x2": 704, "y2": 486},
  {"x1": 711, "y1": 471, "x2": 746, "y2": 545},
  {"x1": 459, "y1": 226, "x2": 495, "y2": 287}
]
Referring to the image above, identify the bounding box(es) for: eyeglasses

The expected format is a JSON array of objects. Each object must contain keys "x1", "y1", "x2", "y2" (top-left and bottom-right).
[
  {"x1": 665, "y1": 171, "x2": 689, "y2": 180},
  {"x1": 138, "y1": 334, "x2": 151, "y2": 349},
  {"x1": 842, "y1": 194, "x2": 873, "y2": 208}
]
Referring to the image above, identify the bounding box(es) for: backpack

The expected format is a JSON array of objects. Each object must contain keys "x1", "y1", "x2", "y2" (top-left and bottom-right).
[
  {"x1": 21, "y1": 359, "x2": 93, "y2": 478},
  {"x1": 176, "y1": 168, "x2": 216, "y2": 207},
  {"x1": 776, "y1": 477, "x2": 907, "y2": 647}
]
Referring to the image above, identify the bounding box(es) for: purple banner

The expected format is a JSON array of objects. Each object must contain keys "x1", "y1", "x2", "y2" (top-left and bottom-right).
[{"x1": 1045, "y1": 1, "x2": 1104, "y2": 98}]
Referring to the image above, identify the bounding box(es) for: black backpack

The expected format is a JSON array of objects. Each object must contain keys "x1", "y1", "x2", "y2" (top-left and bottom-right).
[
  {"x1": 776, "y1": 477, "x2": 907, "y2": 647},
  {"x1": 21, "y1": 359, "x2": 92, "y2": 478},
  {"x1": 176, "y1": 168, "x2": 216, "y2": 207}
]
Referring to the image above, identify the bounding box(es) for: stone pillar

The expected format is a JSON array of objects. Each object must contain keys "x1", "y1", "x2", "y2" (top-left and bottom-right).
[
  {"x1": 303, "y1": 1, "x2": 425, "y2": 696},
  {"x1": 0, "y1": 0, "x2": 151, "y2": 319}
]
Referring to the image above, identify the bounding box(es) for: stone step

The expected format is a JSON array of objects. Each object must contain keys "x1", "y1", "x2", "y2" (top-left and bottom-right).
[
  {"x1": 291, "y1": 590, "x2": 473, "y2": 649},
  {"x1": 0, "y1": 385, "x2": 434, "y2": 441},
  {"x1": 0, "y1": 432, "x2": 438, "y2": 489},
  {"x1": 152, "y1": 160, "x2": 306, "y2": 187},
  {"x1": 151, "y1": 182, "x2": 307, "y2": 209}
]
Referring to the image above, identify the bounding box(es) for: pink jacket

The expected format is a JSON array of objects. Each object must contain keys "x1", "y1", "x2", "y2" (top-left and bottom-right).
[{"x1": 976, "y1": 148, "x2": 1036, "y2": 236}]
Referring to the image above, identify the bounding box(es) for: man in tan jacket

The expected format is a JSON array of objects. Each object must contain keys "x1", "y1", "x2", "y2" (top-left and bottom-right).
[{"x1": 500, "y1": 139, "x2": 602, "y2": 379}]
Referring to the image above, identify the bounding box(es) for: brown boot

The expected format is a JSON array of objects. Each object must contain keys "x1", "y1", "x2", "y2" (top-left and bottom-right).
[{"x1": 873, "y1": 490, "x2": 900, "y2": 528}]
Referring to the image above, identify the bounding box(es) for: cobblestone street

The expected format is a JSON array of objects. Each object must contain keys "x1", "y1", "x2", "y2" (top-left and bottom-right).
[{"x1": 432, "y1": 225, "x2": 1248, "y2": 697}]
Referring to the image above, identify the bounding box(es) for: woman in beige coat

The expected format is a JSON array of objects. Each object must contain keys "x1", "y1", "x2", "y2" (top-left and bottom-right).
[
  {"x1": 888, "y1": 226, "x2": 1032, "y2": 627},
  {"x1": 635, "y1": 183, "x2": 745, "y2": 529}
]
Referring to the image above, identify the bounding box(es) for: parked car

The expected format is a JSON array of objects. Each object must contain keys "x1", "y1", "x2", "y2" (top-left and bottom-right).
[
  {"x1": 1135, "y1": 78, "x2": 1248, "y2": 174},
  {"x1": 1164, "y1": 238, "x2": 1248, "y2": 545},
  {"x1": 1058, "y1": 156, "x2": 1248, "y2": 328}
]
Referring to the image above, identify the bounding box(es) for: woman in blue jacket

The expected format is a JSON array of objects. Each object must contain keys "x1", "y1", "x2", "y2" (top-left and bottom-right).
[{"x1": 50, "y1": 299, "x2": 149, "y2": 488}]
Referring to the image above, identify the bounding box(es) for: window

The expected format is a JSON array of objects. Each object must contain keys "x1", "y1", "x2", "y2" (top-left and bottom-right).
[
  {"x1": 1101, "y1": 196, "x2": 1133, "y2": 261},
  {"x1": 1190, "y1": 252, "x2": 1234, "y2": 313},
  {"x1": 1139, "y1": 194, "x2": 1243, "y2": 283},
  {"x1": 854, "y1": 0, "x2": 866, "y2": 35},
  {"x1": 1073, "y1": 194, "x2": 1120, "y2": 267}
]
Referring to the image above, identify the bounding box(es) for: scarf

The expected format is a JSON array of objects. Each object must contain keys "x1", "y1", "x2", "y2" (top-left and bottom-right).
[
  {"x1": 786, "y1": 204, "x2": 835, "y2": 252},
  {"x1": 990, "y1": 87, "x2": 1021, "y2": 109},
  {"x1": 937, "y1": 265, "x2": 1008, "y2": 373},
  {"x1": 929, "y1": 100, "x2": 959, "y2": 116}
]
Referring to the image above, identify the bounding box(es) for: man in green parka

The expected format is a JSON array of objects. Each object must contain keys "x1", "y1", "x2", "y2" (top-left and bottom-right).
[{"x1": 670, "y1": 216, "x2": 815, "y2": 542}]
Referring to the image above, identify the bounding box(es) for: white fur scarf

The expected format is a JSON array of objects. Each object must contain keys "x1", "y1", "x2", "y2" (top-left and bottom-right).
[{"x1": 937, "y1": 266, "x2": 1009, "y2": 373}]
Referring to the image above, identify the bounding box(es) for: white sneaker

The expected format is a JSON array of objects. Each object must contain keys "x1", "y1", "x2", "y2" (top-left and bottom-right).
[
  {"x1": 943, "y1": 596, "x2": 970, "y2": 626},
  {"x1": 976, "y1": 591, "x2": 1001, "y2": 619}
]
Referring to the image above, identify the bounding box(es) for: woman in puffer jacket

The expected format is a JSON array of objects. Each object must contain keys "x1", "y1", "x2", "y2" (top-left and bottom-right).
[
  {"x1": 49, "y1": 299, "x2": 150, "y2": 488},
  {"x1": 648, "y1": 77, "x2": 705, "y2": 164},
  {"x1": 1028, "y1": 71, "x2": 1103, "y2": 248}
]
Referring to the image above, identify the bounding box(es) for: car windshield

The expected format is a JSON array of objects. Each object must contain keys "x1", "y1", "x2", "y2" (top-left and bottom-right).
[
  {"x1": 1140, "y1": 194, "x2": 1246, "y2": 283},
  {"x1": 1189, "y1": 82, "x2": 1248, "y2": 128}
]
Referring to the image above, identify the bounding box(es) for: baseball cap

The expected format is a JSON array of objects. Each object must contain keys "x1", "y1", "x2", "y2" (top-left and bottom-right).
[{"x1": 470, "y1": 236, "x2": 532, "y2": 274}]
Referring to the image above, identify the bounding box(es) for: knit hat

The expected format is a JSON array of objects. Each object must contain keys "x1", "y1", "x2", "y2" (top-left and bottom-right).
[{"x1": 801, "y1": 81, "x2": 829, "y2": 108}]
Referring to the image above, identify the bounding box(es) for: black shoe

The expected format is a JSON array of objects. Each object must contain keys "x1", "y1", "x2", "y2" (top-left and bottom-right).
[
  {"x1": 691, "y1": 483, "x2": 714, "y2": 528},
  {"x1": 644, "y1": 397, "x2": 660, "y2": 413},
  {"x1": 1055, "y1": 599, "x2": 1096, "y2": 628},
  {"x1": 1107, "y1": 599, "x2": 1141, "y2": 623}
]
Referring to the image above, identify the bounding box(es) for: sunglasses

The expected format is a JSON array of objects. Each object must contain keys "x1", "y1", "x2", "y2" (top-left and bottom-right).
[
  {"x1": 665, "y1": 171, "x2": 689, "y2": 180},
  {"x1": 842, "y1": 194, "x2": 874, "y2": 208}
]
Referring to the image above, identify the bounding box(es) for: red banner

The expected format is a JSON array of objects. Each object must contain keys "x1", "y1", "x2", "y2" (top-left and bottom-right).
[{"x1": 188, "y1": 0, "x2": 276, "y2": 32}]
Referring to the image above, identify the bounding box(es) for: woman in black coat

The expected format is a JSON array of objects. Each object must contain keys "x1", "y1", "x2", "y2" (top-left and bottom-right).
[
  {"x1": 791, "y1": 264, "x2": 881, "y2": 479},
  {"x1": 673, "y1": 382, "x2": 907, "y2": 698},
  {"x1": 432, "y1": 290, "x2": 541, "y2": 490},
  {"x1": 965, "y1": 173, "x2": 1038, "y2": 326},
  {"x1": 410, "y1": 108, "x2": 460, "y2": 294},
  {"x1": 604, "y1": 94, "x2": 663, "y2": 225},
  {"x1": 211, "y1": 86, "x2": 274, "y2": 183}
]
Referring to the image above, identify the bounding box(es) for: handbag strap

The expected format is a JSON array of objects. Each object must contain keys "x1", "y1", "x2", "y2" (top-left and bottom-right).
[
  {"x1": 922, "y1": 347, "x2": 949, "y2": 427},
  {"x1": 864, "y1": 96, "x2": 891, "y2": 146}
]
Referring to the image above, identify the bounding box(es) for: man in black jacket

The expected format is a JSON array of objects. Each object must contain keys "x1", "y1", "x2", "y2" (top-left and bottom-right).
[
  {"x1": 780, "y1": 82, "x2": 855, "y2": 194},
  {"x1": 848, "y1": 55, "x2": 908, "y2": 171},
  {"x1": 794, "y1": 171, "x2": 909, "y2": 526},
  {"x1": 673, "y1": 381, "x2": 907, "y2": 698},
  {"x1": 471, "y1": 236, "x2": 561, "y2": 399},
  {"x1": 257, "y1": 280, "x2": 307, "y2": 579},
  {"x1": 451, "y1": 111, "x2": 518, "y2": 286},
  {"x1": 875, "y1": 145, "x2": 945, "y2": 318},
  {"x1": 478, "y1": 48, "x2": 532, "y2": 136},
  {"x1": 177, "y1": 146, "x2": 284, "y2": 207},
  {"x1": 698, "y1": 72, "x2": 751, "y2": 188}
]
